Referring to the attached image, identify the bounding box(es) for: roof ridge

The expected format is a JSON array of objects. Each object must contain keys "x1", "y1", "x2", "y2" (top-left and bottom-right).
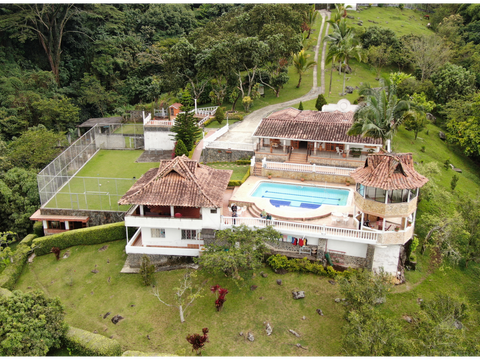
[{"x1": 177, "y1": 156, "x2": 218, "y2": 207}]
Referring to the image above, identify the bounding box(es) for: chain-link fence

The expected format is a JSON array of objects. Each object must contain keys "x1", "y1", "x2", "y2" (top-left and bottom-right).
[{"x1": 38, "y1": 123, "x2": 145, "y2": 210}]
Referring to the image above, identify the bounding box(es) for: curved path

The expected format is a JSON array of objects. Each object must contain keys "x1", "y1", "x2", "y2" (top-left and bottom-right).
[{"x1": 216, "y1": 10, "x2": 331, "y2": 145}]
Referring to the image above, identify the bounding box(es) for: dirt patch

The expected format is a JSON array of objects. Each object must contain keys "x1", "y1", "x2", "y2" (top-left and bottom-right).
[{"x1": 98, "y1": 245, "x2": 109, "y2": 252}]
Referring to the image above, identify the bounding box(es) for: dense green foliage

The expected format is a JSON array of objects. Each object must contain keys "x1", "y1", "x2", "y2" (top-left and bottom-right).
[
  {"x1": 63, "y1": 326, "x2": 122, "y2": 356},
  {"x1": 32, "y1": 222, "x2": 126, "y2": 256},
  {"x1": 0, "y1": 290, "x2": 67, "y2": 356},
  {"x1": 0, "y1": 234, "x2": 36, "y2": 290}
]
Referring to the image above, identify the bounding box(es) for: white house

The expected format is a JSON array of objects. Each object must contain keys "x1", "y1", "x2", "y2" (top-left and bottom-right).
[{"x1": 119, "y1": 155, "x2": 232, "y2": 257}]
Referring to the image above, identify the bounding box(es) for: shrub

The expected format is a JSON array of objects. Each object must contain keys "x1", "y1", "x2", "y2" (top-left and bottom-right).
[
  {"x1": 0, "y1": 235, "x2": 36, "y2": 290},
  {"x1": 421, "y1": 145, "x2": 426, "y2": 153},
  {"x1": 451, "y1": 174, "x2": 459, "y2": 191},
  {"x1": 186, "y1": 328, "x2": 209, "y2": 355},
  {"x1": 298, "y1": 101, "x2": 304, "y2": 111},
  {"x1": 32, "y1": 222, "x2": 126, "y2": 256},
  {"x1": 228, "y1": 114, "x2": 244, "y2": 121},
  {"x1": 228, "y1": 166, "x2": 250, "y2": 187},
  {"x1": 64, "y1": 326, "x2": 122, "y2": 356},
  {"x1": 175, "y1": 139, "x2": 189, "y2": 157},
  {"x1": 0, "y1": 290, "x2": 67, "y2": 356},
  {"x1": 51, "y1": 247, "x2": 61, "y2": 260},
  {"x1": 140, "y1": 255, "x2": 155, "y2": 286},
  {"x1": 0, "y1": 288, "x2": 12, "y2": 298},
  {"x1": 33, "y1": 221, "x2": 44, "y2": 237},
  {"x1": 214, "y1": 107, "x2": 225, "y2": 125},
  {"x1": 444, "y1": 158, "x2": 450, "y2": 170},
  {"x1": 399, "y1": 3, "x2": 404, "y2": 10},
  {"x1": 235, "y1": 159, "x2": 251, "y2": 165},
  {"x1": 315, "y1": 94, "x2": 327, "y2": 111}
]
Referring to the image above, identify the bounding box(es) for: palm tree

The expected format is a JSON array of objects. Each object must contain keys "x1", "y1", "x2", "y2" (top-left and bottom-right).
[
  {"x1": 328, "y1": 4, "x2": 352, "y2": 25},
  {"x1": 335, "y1": 34, "x2": 363, "y2": 95},
  {"x1": 325, "y1": 44, "x2": 340, "y2": 94},
  {"x1": 292, "y1": 50, "x2": 317, "y2": 88},
  {"x1": 347, "y1": 79, "x2": 412, "y2": 148}
]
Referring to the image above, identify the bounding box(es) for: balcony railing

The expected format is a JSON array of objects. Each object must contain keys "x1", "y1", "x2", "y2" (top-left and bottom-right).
[{"x1": 221, "y1": 216, "x2": 378, "y2": 244}]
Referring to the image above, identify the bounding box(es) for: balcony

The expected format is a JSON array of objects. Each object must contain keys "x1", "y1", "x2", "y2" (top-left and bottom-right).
[
  {"x1": 125, "y1": 205, "x2": 203, "y2": 228},
  {"x1": 125, "y1": 229, "x2": 202, "y2": 256}
]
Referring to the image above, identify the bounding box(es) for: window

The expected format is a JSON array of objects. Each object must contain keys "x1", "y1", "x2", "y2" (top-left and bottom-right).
[
  {"x1": 210, "y1": 209, "x2": 217, "y2": 214},
  {"x1": 181, "y1": 230, "x2": 197, "y2": 240},
  {"x1": 151, "y1": 228, "x2": 165, "y2": 238}
]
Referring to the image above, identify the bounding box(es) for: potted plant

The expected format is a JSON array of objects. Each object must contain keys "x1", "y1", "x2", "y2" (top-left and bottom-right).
[
  {"x1": 345, "y1": 180, "x2": 351, "y2": 186},
  {"x1": 395, "y1": 226, "x2": 400, "y2": 232},
  {"x1": 342, "y1": 153, "x2": 346, "y2": 158},
  {"x1": 300, "y1": 178, "x2": 305, "y2": 182},
  {"x1": 267, "y1": 173, "x2": 272, "y2": 179}
]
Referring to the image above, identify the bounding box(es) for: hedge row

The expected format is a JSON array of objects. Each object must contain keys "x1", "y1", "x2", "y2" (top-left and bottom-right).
[
  {"x1": 267, "y1": 254, "x2": 358, "y2": 279},
  {"x1": 32, "y1": 222, "x2": 126, "y2": 256},
  {"x1": 0, "y1": 234, "x2": 37, "y2": 290},
  {"x1": 64, "y1": 326, "x2": 122, "y2": 356},
  {"x1": 235, "y1": 159, "x2": 251, "y2": 165},
  {"x1": 228, "y1": 166, "x2": 250, "y2": 187}
]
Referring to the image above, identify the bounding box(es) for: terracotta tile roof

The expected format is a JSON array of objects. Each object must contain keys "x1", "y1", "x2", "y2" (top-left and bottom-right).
[
  {"x1": 169, "y1": 103, "x2": 183, "y2": 109},
  {"x1": 253, "y1": 109, "x2": 382, "y2": 145},
  {"x1": 118, "y1": 155, "x2": 232, "y2": 208},
  {"x1": 267, "y1": 108, "x2": 355, "y2": 123},
  {"x1": 350, "y1": 152, "x2": 429, "y2": 190}
]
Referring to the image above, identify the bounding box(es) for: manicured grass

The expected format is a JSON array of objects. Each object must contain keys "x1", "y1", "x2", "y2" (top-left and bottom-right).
[
  {"x1": 347, "y1": 6, "x2": 433, "y2": 37},
  {"x1": 113, "y1": 124, "x2": 144, "y2": 135},
  {"x1": 206, "y1": 162, "x2": 249, "y2": 181},
  {"x1": 204, "y1": 118, "x2": 243, "y2": 129},
  {"x1": 44, "y1": 150, "x2": 158, "y2": 211},
  {"x1": 15, "y1": 240, "x2": 346, "y2": 356}
]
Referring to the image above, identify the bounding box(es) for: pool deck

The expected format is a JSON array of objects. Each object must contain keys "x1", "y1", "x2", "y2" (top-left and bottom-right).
[{"x1": 229, "y1": 176, "x2": 355, "y2": 226}]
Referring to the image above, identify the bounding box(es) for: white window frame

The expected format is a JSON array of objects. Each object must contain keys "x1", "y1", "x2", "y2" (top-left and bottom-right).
[
  {"x1": 181, "y1": 229, "x2": 197, "y2": 240},
  {"x1": 151, "y1": 228, "x2": 165, "y2": 238}
]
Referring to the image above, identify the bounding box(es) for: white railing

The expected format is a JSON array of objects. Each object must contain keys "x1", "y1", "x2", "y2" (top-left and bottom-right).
[
  {"x1": 196, "y1": 106, "x2": 218, "y2": 116},
  {"x1": 263, "y1": 160, "x2": 353, "y2": 176},
  {"x1": 154, "y1": 109, "x2": 168, "y2": 118},
  {"x1": 147, "y1": 119, "x2": 175, "y2": 126},
  {"x1": 198, "y1": 115, "x2": 210, "y2": 126},
  {"x1": 203, "y1": 123, "x2": 229, "y2": 148},
  {"x1": 206, "y1": 142, "x2": 255, "y2": 151},
  {"x1": 142, "y1": 111, "x2": 152, "y2": 125},
  {"x1": 221, "y1": 216, "x2": 378, "y2": 244}
]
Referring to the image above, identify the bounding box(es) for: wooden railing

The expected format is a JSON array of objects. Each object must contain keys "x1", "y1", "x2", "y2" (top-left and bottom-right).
[{"x1": 221, "y1": 216, "x2": 378, "y2": 244}]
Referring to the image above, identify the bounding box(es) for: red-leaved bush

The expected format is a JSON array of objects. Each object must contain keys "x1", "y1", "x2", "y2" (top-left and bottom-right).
[
  {"x1": 186, "y1": 327, "x2": 209, "y2": 355},
  {"x1": 211, "y1": 284, "x2": 228, "y2": 311}
]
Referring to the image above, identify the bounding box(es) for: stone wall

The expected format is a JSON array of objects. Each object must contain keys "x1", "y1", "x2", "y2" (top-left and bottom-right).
[
  {"x1": 254, "y1": 153, "x2": 288, "y2": 163},
  {"x1": 263, "y1": 168, "x2": 354, "y2": 185},
  {"x1": 202, "y1": 148, "x2": 254, "y2": 163},
  {"x1": 309, "y1": 156, "x2": 364, "y2": 168},
  {"x1": 40, "y1": 208, "x2": 125, "y2": 227},
  {"x1": 125, "y1": 253, "x2": 194, "y2": 268}
]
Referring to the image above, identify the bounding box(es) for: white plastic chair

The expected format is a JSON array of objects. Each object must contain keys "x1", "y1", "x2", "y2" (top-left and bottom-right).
[{"x1": 336, "y1": 147, "x2": 344, "y2": 156}]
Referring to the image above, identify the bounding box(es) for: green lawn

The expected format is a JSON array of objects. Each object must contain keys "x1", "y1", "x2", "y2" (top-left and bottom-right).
[
  {"x1": 206, "y1": 162, "x2": 249, "y2": 181},
  {"x1": 113, "y1": 123, "x2": 144, "y2": 135},
  {"x1": 44, "y1": 150, "x2": 158, "y2": 211},
  {"x1": 204, "y1": 118, "x2": 243, "y2": 129},
  {"x1": 15, "y1": 240, "x2": 346, "y2": 356}
]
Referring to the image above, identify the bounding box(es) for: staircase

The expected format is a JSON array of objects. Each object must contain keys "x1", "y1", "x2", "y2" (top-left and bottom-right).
[
  {"x1": 252, "y1": 162, "x2": 263, "y2": 176},
  {"x1": 286, "y1": 152, "x2": 308, "y2": 164},
  {"x1": 246, "y1": 203, "x2": 262, "y2": 218}
]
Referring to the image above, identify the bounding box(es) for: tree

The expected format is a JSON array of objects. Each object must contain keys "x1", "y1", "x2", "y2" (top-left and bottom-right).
[
  {"x1": 78, "y1": 74, "x2": 125, "y2": 117},
  {"x1": 174, "y1": 139, "x2": 189, "y2": 157},
  {"x1": 170, "y1": 109, "x2": 202, "y2": 152},
  {"x1": 359, "y1": 26, "x2": 398, "y2": 49},
  {"x1": 214, "y1": 107, "x2": 225, "y2": 125},
  {"x1": 0, "y1": 4, "x2": 82, "y2": 85},
  {"x1": 195, "y1": 225, "x2": 281, "y2": 282},
  {"x1": 342, "y1": 308, "x2": 408, "y2": 356},
  {"x1": 403, "y1": 92, "x2": 435, "y2": 140},
  {"x1": 406, "y1": 34, "x2": 450, "y2": 81},
  {"x1": 31, "y1": 96, "x2": 80, "y2": 132},
  {"x1": 292, "y1": 49, "x2": 316, "y2": 88},
  {"x1": 8, "y1": 125, "x2": 67, "y2": 170},
  {"x1": 0, "y1": 290, "x2": 67, "y2": 356},
  {"x1": 368, "y1": 44, "x2": 392, "y2": 79},
  {"x1": 315, "y1": 94, "x2": 327, "y2": 111},
  {"x1": 347, "y1": 79, "x2": 412, "y2": 147},
  {"x1": 298, "y1": 101, "x2": 304, "y2": 111},
  {"x1": 430, "y1": 62, "x2": 476, "y2": 104},
  {"x1": 152, "y1": 271, "x2": 204, "y2": 323}
]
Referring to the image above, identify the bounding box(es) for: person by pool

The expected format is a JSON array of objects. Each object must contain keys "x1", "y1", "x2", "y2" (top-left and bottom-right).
[{"x1": 261, "y1": 209, "x2": 267, "y2": 218}]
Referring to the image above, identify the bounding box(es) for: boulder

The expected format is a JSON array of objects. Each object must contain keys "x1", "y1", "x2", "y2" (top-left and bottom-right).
[
  {"x1": 265, "y1": 322, "x2": 273, "y2": 336},
  {"x1": 247, "y1": 332, "x2": 254, "y2": 342},
  {"x1": 289, "y1": 329, "x2": 301, "y2": 337},
  {"x1": 316, "y1": 309, "x2": 324, "y2": 316},
  {"x1": 345, "y1": 86, "x2": 355, "y2": 94},
  {"x1": 292, "y1": 291, "x2": 305, "y2": 300},
  {"x1": 276, "y1": 279, "x2": 282, "y2": 285},
  {"x1": 328, "y1": 280, "x2": 336, "y2": 285},
  {"x1": 111, "y1": 315, "x2": 124, "y2": 325},
  {"x1": 439, "y1": 131, "x2": 446, "y2": 140},
  {"x1": 334, "y1": 298, "x2": 341, "y2": 303}
]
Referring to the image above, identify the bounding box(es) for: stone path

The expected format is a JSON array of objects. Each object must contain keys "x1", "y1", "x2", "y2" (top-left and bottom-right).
[{"x1": 215, "y1": 10, "x2": 331, "y2": 145}]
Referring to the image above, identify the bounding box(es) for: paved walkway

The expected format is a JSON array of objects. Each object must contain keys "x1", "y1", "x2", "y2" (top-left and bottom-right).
[
  {"x1": 216, "y1": 10, "x2": 331, "y2": 145},
  {"x1": 192, "y1": 129, "x2": 217, "y2": 161}
]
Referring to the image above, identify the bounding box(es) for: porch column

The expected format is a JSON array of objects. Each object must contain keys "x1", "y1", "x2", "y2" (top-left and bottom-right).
[
  {"x1": 65, "y1": 221, "x2": 70, "y2": 230},
  {"x1": 314, "y1": 142, "x2": 317, "y2": 156},
  {"x1": 407, "y1": 189, "x2": 411, "y2": 202},
  {"x1": 170, "y1": 205, "x2": 175, "y2": 217},
  {"x1": 382, "y1": 218, "x2": 385, "y2": 232},
  {"x1": 283, "y1": 140, "x2": 286, "y2": 153},
  {"x1": 126, "y1": 227, "x2": 129, "y2": 245},
  {"x1": 360, "y1": 212, "x2": 364, "y2": 231},
  {"x1": 385, "y1": 191, "x2": 389, "y2": 204},
  {"x1": 140, "y1": 205, "x2": 144, "y2": 216},
  {"x1": 345, "y1": 144, "x2": 350, "y2": 157},
  {"x1": 43, "y1": 220, "x2": 48, "y2": 230}
]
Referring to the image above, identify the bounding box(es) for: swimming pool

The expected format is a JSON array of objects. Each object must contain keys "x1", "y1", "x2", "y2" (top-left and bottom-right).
[{"x1": 251, "y1": 182, "x2": 350, "y2": 209}]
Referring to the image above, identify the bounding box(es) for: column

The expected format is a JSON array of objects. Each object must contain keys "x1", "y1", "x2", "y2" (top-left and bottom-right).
[
  {"x1": 314, "y1": 142, "x2": 317, "y2": 156},
  {"x1": 140, "y1": 205, "x2": 144, "y2": 216},
  {"x1": 65, "y1": 221, "x2": 70, "y2": 230},
  {"x1": 43, "y1": 220, "x2": 48, "y2": 231},
  {"x1": 170, "y1": 205, "x2": 175, "y2": 217}
]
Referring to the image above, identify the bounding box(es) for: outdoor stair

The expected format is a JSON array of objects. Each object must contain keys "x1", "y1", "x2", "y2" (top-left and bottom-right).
[
  {"x1": 286, "y1": 152, "x2": 309, "y2": 164},
  {"x1": 253, "y1": 162, "x2": 263, "y2": 176},
  {"x1": 247, "y1": 203, "x2": 262, "y2": 218}
]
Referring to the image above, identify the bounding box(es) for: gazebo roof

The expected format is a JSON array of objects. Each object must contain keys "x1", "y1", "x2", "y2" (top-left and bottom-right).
[
  {"x1": 118, "y1": 155, "x2": 232, "y2": 208},
  {"x1": 350, "y1": 152, "x2": 428, "y2": 190}
]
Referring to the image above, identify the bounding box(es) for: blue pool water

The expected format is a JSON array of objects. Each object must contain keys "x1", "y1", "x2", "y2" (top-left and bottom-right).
[{"x1": 251, "y1": 182, "x2": 350, "y2": 209}]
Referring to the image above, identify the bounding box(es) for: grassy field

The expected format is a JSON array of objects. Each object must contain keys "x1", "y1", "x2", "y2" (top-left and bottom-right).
[
  {"x1": 206, "y1": 162, "x2": 249, "y2": 181},
  {"x1": 113, "y1": 124, "x2": 144, "y2": 135},
  {"x1": 44, "y1": 150, "x2": 158, "y2": 211},
  {"x1": 16, "y1": 240, "x2": 346, "y2": 356}
]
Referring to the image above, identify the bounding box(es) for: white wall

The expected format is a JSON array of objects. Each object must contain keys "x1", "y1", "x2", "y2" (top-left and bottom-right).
[
  {"x1": 372, "y1": 245, "x2": 401, "y2": 274},
  {"x1": 201, "y1": 208, "x2": 222, "y2": 229},
  {"x1": 326, "y1": 239, "x2": 368, "y2": 258},
  {"x1": 141, "y1": 227, "x2": 203, "y2": 247},
  {"x1": 144, "y1": 131, "x2": 175, "y2": 150}
]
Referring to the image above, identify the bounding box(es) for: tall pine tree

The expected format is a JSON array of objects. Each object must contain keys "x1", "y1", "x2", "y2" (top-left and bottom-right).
[{"x1": 170, "y1": 107, "x2": 202, "y2": 151}]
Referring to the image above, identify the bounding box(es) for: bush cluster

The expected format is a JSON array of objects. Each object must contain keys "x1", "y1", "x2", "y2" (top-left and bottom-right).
[
  {"x1": 32, "y1": 222, "x2": 126, "y2": 256},
  {"x1": 0, "y1": 234, "x2": 37, "y2": 290},
  {"x1": 235, "y1": 159, "x2": 251, "y2": 165},
  {"x1": 32, "y1": 221, "x2": 44, "y2": 237},
  {"x1": 267, "y1": 254, "x2": 357, "y2": 279}
]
